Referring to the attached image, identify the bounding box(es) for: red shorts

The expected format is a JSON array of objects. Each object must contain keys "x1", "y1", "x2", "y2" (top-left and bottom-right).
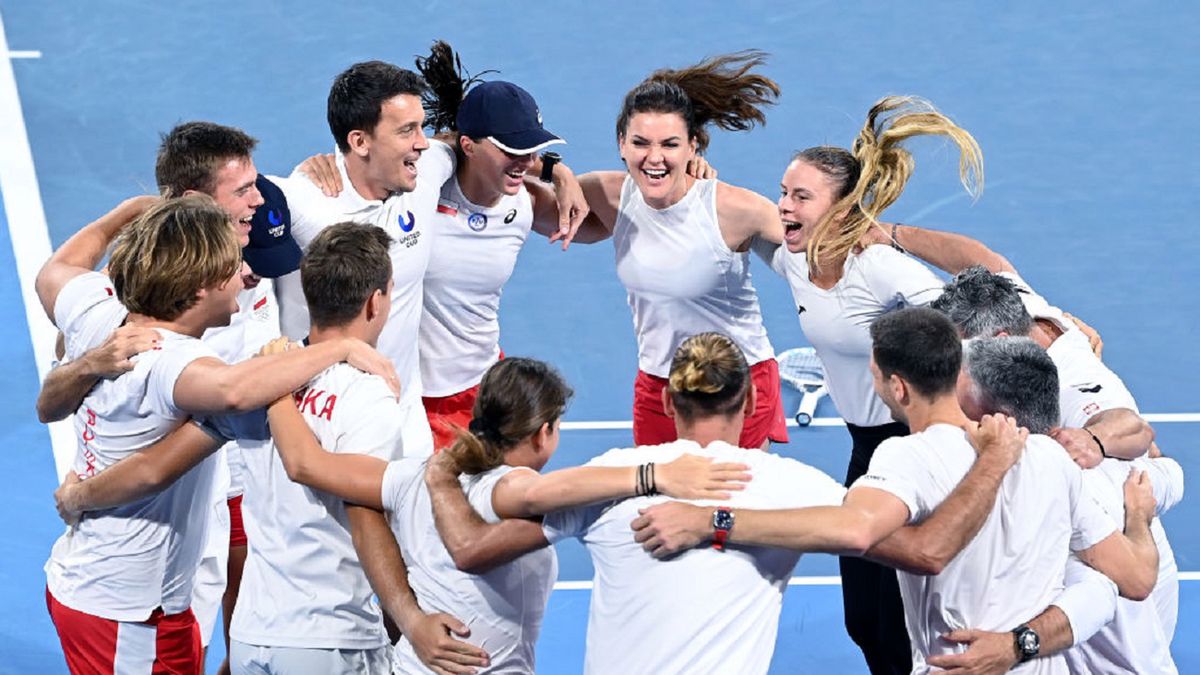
[
  {"x1": 46, "y1": 587, "x2": 202, "y2": 675},
  {"x1": 633, "y1": 358, "x2": 788, "y2": 448},
  {"x1": 423, "y1": 385, "x2": 480, "y2": 453},
  {"x1": 227, "y1": 494, "x2": 247, "y2": 548}
]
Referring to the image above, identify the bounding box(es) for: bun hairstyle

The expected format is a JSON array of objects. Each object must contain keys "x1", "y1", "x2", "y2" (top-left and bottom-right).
[
  {"x1": 617, "y1": 50, "x2": 780, "y2": 153},
  {"x1": 445, "y1": 358, "x2": 573, "y2": 475},
  {"x1": 667, "y1": 333, "x2": 750, "y2": 421},
  {"x1": 414, "y1": 40, "x2": 496, "y2": 134},
  {"x1": 801, "y1": 95, "x2": 984, "y2": 267}
]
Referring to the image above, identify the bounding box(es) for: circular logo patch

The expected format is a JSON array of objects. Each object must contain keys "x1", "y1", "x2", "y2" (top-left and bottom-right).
[{"x1": 467, "y1": 212, "x2": 488, "y2": 232}]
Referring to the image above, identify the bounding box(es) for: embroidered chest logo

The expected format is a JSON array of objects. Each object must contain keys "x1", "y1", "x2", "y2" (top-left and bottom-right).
[
  {"x1": 467, "y1": 212, "x2": 488, "y2": 232},
  {"x1": 398, "y1": 210, "x2": 416, "y2": 233},
  {"x1": 504, "y1": 209, "x2": 517, "y2": 224}
]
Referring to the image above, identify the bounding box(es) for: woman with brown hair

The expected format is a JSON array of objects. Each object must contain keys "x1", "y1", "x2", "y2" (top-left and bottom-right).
[
  {"x1": 754, "y1": 95, "x2": 984, "y2": 674},
  {"x1": 574, "y1": 51, "x2": 790, "y2": 450},
  {"x1": 264, "y1": 356, "x2": 749, "y2": 674}
]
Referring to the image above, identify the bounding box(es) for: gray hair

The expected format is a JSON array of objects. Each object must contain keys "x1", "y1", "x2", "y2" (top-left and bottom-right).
[
  {"x1": 963, "y1": 337, "x2": 1059, "y2": 434},
  {"x1": 931, "y1": 266, "x2": 1034, "y2": 338}
]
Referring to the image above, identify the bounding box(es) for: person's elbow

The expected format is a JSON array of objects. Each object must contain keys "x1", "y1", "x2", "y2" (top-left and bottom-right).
[
  {"x1": 840, "y1": 527, "x2": 882, "y2": 559},
  {"x1": 36, "y1": 399, "x2": 67, "y2": 424},
  {"x1": 448, "y1": 545, "x2": 494, "y2": 574},
  {"x1": 1115, "y1": 574, "x2": 1155, "y2": 602}
]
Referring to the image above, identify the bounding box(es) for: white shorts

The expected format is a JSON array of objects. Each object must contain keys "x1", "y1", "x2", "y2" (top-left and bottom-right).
[
  {"x1": 193, "y1": 445, "x2": 233, "y2": 647},
  {"x1": 398, "y1": 397, "x2": 434, "y2": 459},
  {"x1": 229, "y1": 640, "x2": 390, "y2": 675}
]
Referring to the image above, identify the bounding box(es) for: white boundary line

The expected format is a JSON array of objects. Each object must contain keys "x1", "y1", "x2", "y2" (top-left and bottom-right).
[
  {"x1": 0, "y1": 15, "x2": 72, "y2": 477},
  {"x1": 6, "y1": 49, "x2": 40, "y2": 59},
  {"x1": 555, "y1": 572, "x2": 1200, "y2": 591},
  {"x1": 562, "y1": 413, "x2": 1200, "y2": 431}
]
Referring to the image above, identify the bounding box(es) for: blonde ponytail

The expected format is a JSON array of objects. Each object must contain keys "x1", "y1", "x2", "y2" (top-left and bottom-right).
[{"x1": 806, "y1": 96, "x2": 983, "y2": 267}]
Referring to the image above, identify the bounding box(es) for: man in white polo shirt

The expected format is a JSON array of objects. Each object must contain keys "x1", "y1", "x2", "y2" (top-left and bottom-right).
[
  {"x1": 38, "y1": 197, "x2": 389, "y2": 674},
  {"x1": 634, "y1": 308, "x2": 1162, "y2": 674},
  {"x1": 270, "y1": 60, "x2": 451, "y2": 461}
]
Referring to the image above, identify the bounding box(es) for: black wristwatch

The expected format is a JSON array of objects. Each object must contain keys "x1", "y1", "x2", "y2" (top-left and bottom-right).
[
  {"x1": 539, "y1": 151, "x2": 562, "y2": 183},
  {"x1": 1012, "y1": 624, "x2": 1040, "y2": 662}
]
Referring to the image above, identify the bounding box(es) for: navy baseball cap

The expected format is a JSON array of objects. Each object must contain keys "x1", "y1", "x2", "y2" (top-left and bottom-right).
[
  {"x1": 456, "y1": 81, "x2": 565, "y2": 155},
  {"x1": 243, "y1": 175, "x2": 302, "y2": 278}
]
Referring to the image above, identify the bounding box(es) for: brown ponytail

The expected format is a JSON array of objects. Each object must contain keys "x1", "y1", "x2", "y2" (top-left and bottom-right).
[
  {"x1": 617, "y1": 50, "x2": 780, "y2": 153},
  {"x1": 804, "y1": 96, "x2": 984, "y2": 267},
  {"x1": 444, "y1": 358, "x2": 573, "y2": 475},
  {"x1": 413, "y1": 40, "x2": 496, "y2": 135}
]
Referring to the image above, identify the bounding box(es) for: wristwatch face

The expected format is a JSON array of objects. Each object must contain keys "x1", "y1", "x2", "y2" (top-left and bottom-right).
[
  {"x1": 1018, "y1": 629, "x2": 1040, "y2": 656},
  {"x1": 713, "y1": 508, "x2": 734, "y2": 531}
]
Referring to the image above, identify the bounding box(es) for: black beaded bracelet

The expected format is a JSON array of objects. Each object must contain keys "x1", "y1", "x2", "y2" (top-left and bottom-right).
[{"x1": 1083, "y1": 427, "x2": 1109, "y2": 459}]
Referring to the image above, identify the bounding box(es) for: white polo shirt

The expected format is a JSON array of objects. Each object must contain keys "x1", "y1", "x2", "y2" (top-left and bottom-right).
[
  {"x1": 45, "y1": 272, "x2": 221, "y2": 621},
  {"x1": 543, "y1": 439, "x2": 846, "y2": 675},
  {"x1": 273, "y1": 142, "x2": 456, "y2": 457},
  {"x1": 384, "y1": 459, "x2": 556, "y2": 673},
  {"x1": 1063, "y1": 455, "x2": 1183, "y2": 674},
  {"x1": 420, "y1": 177, "x2": 533, "y2": 397},
  {"x1": 1001, "y1": 273, "x2": 1140, "y2": 426},
  {"x1": 756, "y1": 241, "x2": 945, "y2": 427},
  {"x1": 231, "y1": 362, "x2": 404, "y2": 650},
  {"x1": 853, "y1": 426, "x2": 1118, "y2": 675}
]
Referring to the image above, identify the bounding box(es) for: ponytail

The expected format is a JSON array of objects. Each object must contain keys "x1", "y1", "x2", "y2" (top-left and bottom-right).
[
  {"x1": 804, "y1": 96, "x2": 983, "y2": 267},
  {"x1": 413, "y1": 40, "x2": 496, "y2": 134},
  {"x1": 443, "y1": 358, "x2": 573, "y2": 475},
  {"x1": 667, "y1": 333, "x2": 750, "y2": 421}
]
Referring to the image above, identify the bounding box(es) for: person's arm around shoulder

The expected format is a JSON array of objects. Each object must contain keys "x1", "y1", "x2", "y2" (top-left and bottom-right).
[
  {"x1": 859, "y1": 223, "x2": 1015, "y2": 276},
  {"x1": 172, "y1": 337, "x2": 399, "y2": 414},
  {"x1": 424, "y1": 453, "x2": 551, "y2": 574},
  {"x1": 1074, "y1": 470, "x2": 1159, "y2": 600},
  {"x1": 715, "y1": 181, "x2": 784, "y2": 248},
  {"x1": 54, "y1": 420, "x2": 224, "y2": 525},
  {"x1": 36, "y1": 325, "x2": 162, "y2": 423},
  {"x1": 35, "y1": 196, "x2": 159, "y2": 321},
  {"x1": 346, "y1": 504, "x2": 490, "y2": 674},
  {"x1": 866, "y1": 415, "x2": 1027, "y2": 574},
  {"x1": 491, "y1": 452, "x2": 751, "y2": 519}
]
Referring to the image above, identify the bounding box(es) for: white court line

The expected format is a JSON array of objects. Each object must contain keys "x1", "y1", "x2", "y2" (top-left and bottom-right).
[
  {"x1": 555, "y1": 572, "x2": 1200, "y2": 591},
  {"x1": 6, "y1": 49, "x2": 40, "y2": 59},
  {"x1": 0, "y1": 15, "x2": 72, "y2": 477},
  {"x1": 562, "y1": 413, "x2": 1200, "y2": 431}
]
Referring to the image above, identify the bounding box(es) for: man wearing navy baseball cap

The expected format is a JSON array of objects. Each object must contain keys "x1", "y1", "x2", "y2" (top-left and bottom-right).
[
  {"x1": 456, "y1": 80, "x2": 566, "y2": 155},
  {"x1": 243, "y1": 174, "x2": 302, "y2": 280}
]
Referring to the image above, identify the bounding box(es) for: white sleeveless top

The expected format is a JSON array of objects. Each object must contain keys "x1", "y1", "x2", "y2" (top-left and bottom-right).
[
  {"x1": 420, "y1": 177, "x2": 534, "y2": 397},
  {"x1": 613, "y1": 176, "x2": 774, "y2": 377}
]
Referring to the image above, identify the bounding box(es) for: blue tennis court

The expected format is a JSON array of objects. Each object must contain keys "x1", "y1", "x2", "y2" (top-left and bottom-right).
[{"x1": 1, "y1": 2, "x2": 1196, "y2": 672}]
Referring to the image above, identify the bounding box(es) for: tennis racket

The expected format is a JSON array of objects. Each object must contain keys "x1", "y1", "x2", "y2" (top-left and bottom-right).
[{"x1": 777, "y1": 347, "x2": 828, "y2": 427}]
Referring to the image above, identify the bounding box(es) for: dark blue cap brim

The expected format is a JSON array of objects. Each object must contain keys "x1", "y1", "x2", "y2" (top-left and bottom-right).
[{"x1": 244, "y1": 237, "x2": 302, "y2": 279}]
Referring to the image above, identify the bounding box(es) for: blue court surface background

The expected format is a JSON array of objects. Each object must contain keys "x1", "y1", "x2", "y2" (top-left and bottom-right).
[{"x1": 1, "y1": 2, "x2": 1196, "y2": 673}]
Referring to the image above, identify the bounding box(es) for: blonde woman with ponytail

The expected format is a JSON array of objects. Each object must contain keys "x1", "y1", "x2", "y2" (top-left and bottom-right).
[
  {"x1": 266, "y1": 356, "x2": 749, "y2": 674},
  {"x1": 754, "y1": 95, "x2": 986, "y2": 675},
  {"x1": 425, "y1": 333, "x2": 847, "y2": 674},
  {"x1": 570, "y1": 51, "x2": 791, "y2": 450}
]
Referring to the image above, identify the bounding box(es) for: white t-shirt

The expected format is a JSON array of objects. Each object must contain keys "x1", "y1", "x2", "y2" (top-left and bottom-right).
[
  {"x1": 202, "y1": 280, "x2": 281, "y2": 498},
  {"x1": 614, "y1": 177, "x2": 775, "y2": 377},
  {"x1": 543, "y1": 439, "x2": 846, "y2": 675},
  {"x1": 1062, "y1": 456, "x2": 1183, "y2": 674},
  {"x1": 756, "y1": 241, "x2": 944, "y2": 427},
  {"x1": 231, "y1": 363, "x2": 405, "y2": 650},
  {"x1": 274, "y1": 141, "x2": 455, "y2": 419},
  {"x1": 853, "y1": 426, "x2": 1118, "y2": 675},
  {"x1": 420, "y1": 177, "x2": 533, "y2": 397},
  {"x1": 45, "y1": 272, "x2": 221, "y2": 621},
  {"x1": 1003, "y1": 273, "x2": 1140, "y2": 427},
  {"x1": 384, "y1": 459, "x2": 556, "y2": 674}
]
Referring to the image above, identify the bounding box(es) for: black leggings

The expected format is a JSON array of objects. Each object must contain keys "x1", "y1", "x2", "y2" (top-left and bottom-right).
[{"x1": 840, "y1": 421, "x2": 912, "y2": 675}]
